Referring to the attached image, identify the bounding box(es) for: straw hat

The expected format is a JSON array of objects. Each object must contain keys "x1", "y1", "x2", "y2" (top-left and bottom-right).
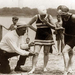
[{"x1": 16, "y1": 21, "x2": 28, "y2": 29}]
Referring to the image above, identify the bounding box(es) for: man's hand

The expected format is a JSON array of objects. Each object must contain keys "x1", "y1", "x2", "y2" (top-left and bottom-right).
[
  {"x1": 29, "y1": 42, "x2": 35, "y2": 47},
  {"x1": 28, "y1": 52, "x2": 36, "y2": 56},
  {"x1": 20, "y1": 44, "x2": 29, "y2": 50},
  {"x1": 24, "y1": 51, "x2": 35, "y2": 56},
  {"x1": 24, "y1": 51, "x2": 30, "y2": 56}
]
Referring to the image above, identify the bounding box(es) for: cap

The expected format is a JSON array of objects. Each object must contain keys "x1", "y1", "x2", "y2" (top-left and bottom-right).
[
  {"x1": 37, "y1": 6, "x2": 47, "y2": 15},
  {"x1": 16, "y1": 21, "x2": 28, "y2": 29},
  {"x1": 57, "y1": 5, "x2": 69, "y2": 16},
  {"x1": 12, "y1": 16, "x2": 18, "y2": 20},
  {"x1": 57, "y1": 5, "x2": 69, "y2": 12}
]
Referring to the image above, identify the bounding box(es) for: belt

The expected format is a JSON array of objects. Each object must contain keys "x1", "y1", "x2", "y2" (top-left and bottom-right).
[
  {"x1": 64, "y1": 33, "x2": 75, "y2": 37},
  {"x1": 0, "y1": 48, "x2": 7, "y2": 54}
]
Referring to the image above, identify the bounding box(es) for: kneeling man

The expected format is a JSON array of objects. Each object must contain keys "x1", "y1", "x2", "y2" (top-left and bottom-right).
[{"x1": 0, "y1": 21, "x2": 35, "y2": 73}]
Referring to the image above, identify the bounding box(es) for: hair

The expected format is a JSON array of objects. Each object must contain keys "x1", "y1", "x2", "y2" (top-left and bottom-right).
[
  {"x1": 57, "y1": 5, "x2": 69, "y2": 12},
  {"x1": 12, "y1": 16, "x2": 18, "y2": 20}
]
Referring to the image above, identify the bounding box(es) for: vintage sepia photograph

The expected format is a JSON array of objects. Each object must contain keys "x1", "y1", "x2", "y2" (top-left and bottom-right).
[{"x1": 0, "y1": 0, "x2": 75, "y2": 75}]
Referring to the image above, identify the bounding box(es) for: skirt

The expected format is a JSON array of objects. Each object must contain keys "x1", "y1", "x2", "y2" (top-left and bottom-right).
[{"x1": 35, "y1": 28, "x2": 54, "y2": 45}]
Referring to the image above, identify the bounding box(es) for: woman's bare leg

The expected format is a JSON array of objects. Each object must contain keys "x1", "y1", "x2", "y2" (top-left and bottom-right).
[
  {"x1": 43, "y1": 45, "x2": 50, "y2": 71},
  {"x1": 29, "y1": 45, "x2": 42, "y2": 73}
]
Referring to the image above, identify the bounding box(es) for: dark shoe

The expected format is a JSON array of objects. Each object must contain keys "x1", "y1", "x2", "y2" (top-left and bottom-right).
[
  {"x1": 0, "y1": 65, "x2": 11, "y2": 74},
  {"x1": 15, "y1": 67, "x2": 28, "y2": 72},
  {"x1": 0, "y1": 70, "x2": 11, "y2": 74}
]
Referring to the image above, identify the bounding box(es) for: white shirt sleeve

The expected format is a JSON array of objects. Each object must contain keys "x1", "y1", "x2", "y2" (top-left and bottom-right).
[{"x1": 6, "y1": 37, "x2": 29, "y2": 56}]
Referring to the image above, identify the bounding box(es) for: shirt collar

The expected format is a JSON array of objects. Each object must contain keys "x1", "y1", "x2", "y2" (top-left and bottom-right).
[{"x1": 12, "y1": 30, "x2": 19, "y2": 38}]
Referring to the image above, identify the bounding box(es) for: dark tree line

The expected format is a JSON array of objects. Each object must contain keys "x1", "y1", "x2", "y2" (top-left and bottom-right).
[{"x1": 0, "y1": 7, "x2": 75, "y2": 17}]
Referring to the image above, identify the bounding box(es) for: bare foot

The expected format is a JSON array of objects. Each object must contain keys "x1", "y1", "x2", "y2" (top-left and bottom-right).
[
  {"x1": 63, "y1": 71, "x2": 68, "y2": 75},
  {"x1": 68, "y1": 68, "x2": 73, "y2": 73},
  {"x1": 28, "y1": 69, "x2": 35, "y2": 74},
  {"x1": 44, "y1": 68, "x2": 47, "y2": 72}
]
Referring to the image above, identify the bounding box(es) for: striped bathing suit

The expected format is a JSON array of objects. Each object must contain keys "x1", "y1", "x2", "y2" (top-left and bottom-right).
[{"x1": 35, "y1": 14, "x2": 54, "y2": 45}]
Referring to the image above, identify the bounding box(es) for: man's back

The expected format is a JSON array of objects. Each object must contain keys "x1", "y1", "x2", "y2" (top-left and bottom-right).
[{"x1": 0, "y1": 30, "x2": 19, "y2": 52}]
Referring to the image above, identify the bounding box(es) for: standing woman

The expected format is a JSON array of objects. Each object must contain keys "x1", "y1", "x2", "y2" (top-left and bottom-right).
[
  {"x1": 57, "y1": 5, "x2": 75, "y2": 75},
  {"x1": 55, "y1": 14, "x2": 65, "y2": 55},
  {"x1": 27, "y1": 6, "x2": 56, "y2": 73}
]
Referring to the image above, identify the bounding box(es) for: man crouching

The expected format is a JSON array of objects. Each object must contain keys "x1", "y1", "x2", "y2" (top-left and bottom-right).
[{"x1": 0, "y1": 21, "x2": 35, "y2": 73}]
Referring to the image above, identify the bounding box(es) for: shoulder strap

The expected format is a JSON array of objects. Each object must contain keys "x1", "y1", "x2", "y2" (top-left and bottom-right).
[
  {"x1": 46, "y1": 14, "x2": 51, "y2": 22},
  {"x1": 35, "y1": 14, "x2": 39, "y2": 22}
]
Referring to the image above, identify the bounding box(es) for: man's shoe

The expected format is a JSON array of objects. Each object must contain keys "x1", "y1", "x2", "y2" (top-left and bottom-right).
[
  {"x1": 15, "y1": 67, "x2": 28, "y2": 72},
  {"x1": 0, "y1": 66, "x2": 11, "y2": 73}
]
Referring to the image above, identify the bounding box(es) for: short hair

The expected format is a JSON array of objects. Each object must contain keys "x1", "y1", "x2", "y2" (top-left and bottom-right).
[
  {"x1": 12, "y1": 16, "x2": 18, "y2": 20},
  {"x1": 57, "y1": 5, "x2": 69, "y2": 12}
]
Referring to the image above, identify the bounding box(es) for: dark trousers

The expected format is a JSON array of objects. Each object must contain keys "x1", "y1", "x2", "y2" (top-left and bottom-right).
[{"x1": 0, "y1": 49, "x2": 28, "y2": 73}]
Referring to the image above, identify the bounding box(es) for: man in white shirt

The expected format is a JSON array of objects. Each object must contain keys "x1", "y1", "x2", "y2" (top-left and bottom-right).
[{"x1": 0, "y1": 21, "x2": 35, "y2": 73}]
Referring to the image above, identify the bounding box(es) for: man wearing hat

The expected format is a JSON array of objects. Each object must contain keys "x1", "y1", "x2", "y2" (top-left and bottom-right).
[
  {"x1": 8, "y1": 16, "x2": 19, "y2": 30},
  {"x1": 57, "y1": 5, "x2": 75, "y2": 75},
  {"x1": 0, "y1": 21, "x2": 35, "y2": 73}
]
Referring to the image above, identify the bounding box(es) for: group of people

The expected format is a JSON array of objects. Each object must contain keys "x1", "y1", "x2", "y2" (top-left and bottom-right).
[{"x1": 0, "y1": 5, "x2": 75, "y2": 75}]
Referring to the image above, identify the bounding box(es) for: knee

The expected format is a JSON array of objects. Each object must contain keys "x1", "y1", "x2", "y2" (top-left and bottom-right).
[
  {"x1": 62, "y1": 49, "x2": 68, "y2": 56},
  {"x1": 35, "y1": 52, "x2": 39, "y2": 56},
  {"x1": 44, "y1": 51, "x2": 49, "y2": 55},
  {"x1": 69, "y1": 50, "x2": 73, "y2": 57},
  {"x1": 62, "y1": 47, "x2": 69, "y2": 55},
  {"x1": 62, "y1": 51, "x2": 68, "y2": 56},
  {"x1": 62, "y1": 50, "x2": 66, "y2": 54}
]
